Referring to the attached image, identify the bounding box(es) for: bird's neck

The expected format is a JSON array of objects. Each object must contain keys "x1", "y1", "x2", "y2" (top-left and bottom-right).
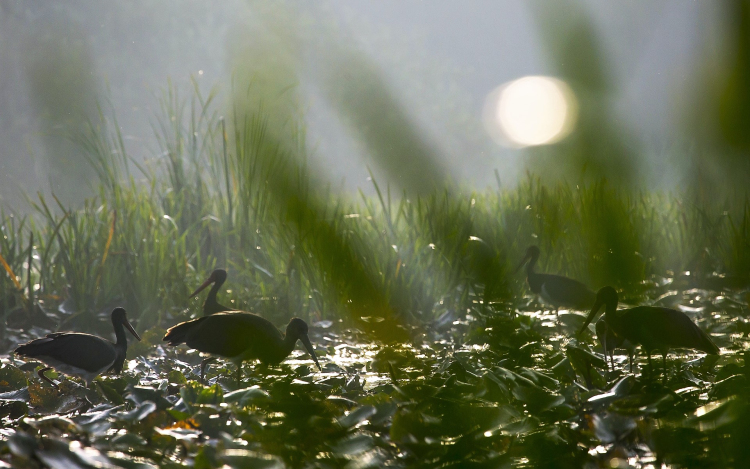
[
  {"x1": 526, "y1": 255, "x2": 538, "y2": 276},
  {"x1": 603, "y1": 301, "x2": 620, "y2": 324},
  {"x1": 113, "y1": 322, "x2": 128, "y2": 350},
  {"x1": 282, "y1": 333, "x2": 298, "y2": 356},
  {"x1": 205, "y1": 280, "x2": 225, "y2": 309}
]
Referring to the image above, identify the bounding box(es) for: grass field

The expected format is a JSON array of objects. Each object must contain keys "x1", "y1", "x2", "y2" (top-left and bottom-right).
[{"x1": 0, "y1": 87, "x2": 749, "y2": 468}]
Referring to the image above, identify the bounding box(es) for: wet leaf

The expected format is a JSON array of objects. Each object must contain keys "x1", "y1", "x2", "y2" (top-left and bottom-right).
[
  {"x1": 511, "y1": 384, "x2": 565, "y2": 415},
  {"x1": 117, "y1": 401, "x2": 156, "y2": 422},
  {"x1": 369, "y1": 402, "x2": 397, "y2": 426},
  {"x1": 74, "y1": 405, "x2": 121, "y2": 426},
  {"x1": 7, "y1": 431, "x2": 36, "y2": 459},
  {"x1": 27, "y1": 415, "x2": 82, "y2": 435},
  {"x1": 154, "y1": 426, "x2": 200, "y2": 441},
  {"x1": 37, "y1": 437, "x2": 112, "y2": 469},
  {"x1": 519, "y1": 367, "x2": 559, "y2": 389},
  {"x1": 591, "y1": 413, "x2": 637, "y2": 443},
  {"x1": 28, "y1": 381, "x2": 63, "y2": 410},
  {"x1": 179, "y1": 382, "x2": 223, "y2": 406},
  {"x1": 0, "y1": 364, "x2": 27, "y2": 390},
  {"x1": 326, "y1": 395, "x2": 358, "y2": 408},
  {"x1": 394, "y1": 382, "x2": 440, "y2": 400},
  {"x1": 587, "y1": 375, "x2": 636, "y2": 404},
  {"x1": 104, "y1": 452, "x2": 158, "y2": 469},
  {"x1": 166, "y1": 369, "x2": 187, "y2": 385},
  {"x1": 109, "y1": 432, "x2": 148, "y2": 449},
  {"x1": 224, "y1": 385, "x2": 270, "y2": 406},
  {"x1": 499, "y1": 416, "x2": 539, "y2": 435},
  {"x1": 338, "y1": 405, "x2": 377, "y2": 428},
  {"x1": 0, "y1": 400, "x2": 27, "y2": 419},
  {"x1": 96, "y1": 381, "x2": 125, "y2": 405},
  {"x1": 0, "y1": 387, "x2": 30, "y2": 402},
  {"x1": 331, "y1": 433, "x2": 374, "y2": 455},
  {"x1": 125, "y1": 386, "x2": 171, "y2": 409},
  {"x1": 709, "y1": 374, "x2": 747, "y2": 400},
  {"x1": 690, "y1": 397, "x2": 743, "y2": 428},
  {"x1": 220, "y1": 449, "x2": 285, "y2": 469}
]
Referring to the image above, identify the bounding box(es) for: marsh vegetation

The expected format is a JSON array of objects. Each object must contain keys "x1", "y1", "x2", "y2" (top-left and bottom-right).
[
  {"x1": 0, "y1": 86, "x2": 748, "y2": 467},
  {"x1": 2, "y1": 2, "x2": 750, "y2": 468}
]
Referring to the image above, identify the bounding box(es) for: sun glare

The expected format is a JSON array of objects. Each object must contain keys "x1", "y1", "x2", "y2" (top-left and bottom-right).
[{"x1": 483, "y1": 76, "x2": 577, "y2": 148}]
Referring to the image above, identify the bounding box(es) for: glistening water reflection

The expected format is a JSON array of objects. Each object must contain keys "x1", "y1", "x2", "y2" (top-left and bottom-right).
[{"x1": 0, "y1": 277, "x2": 747, "y2": 467}]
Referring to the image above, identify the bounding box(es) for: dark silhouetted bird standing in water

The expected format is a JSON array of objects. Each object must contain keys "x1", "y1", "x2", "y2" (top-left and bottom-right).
[
  {"x1": 579, "y1": 286, "x2": 719, "y2": 377},
  {"x1": 515, "y1": 245, "x2": 596, "y2": 313},
  {"x1": 14, "y1": 307, "x2": 141, "y2": 387},
  {"x1": 190, "y1": 269, "x2": 230, "y2": 316},
  {"x1": 163, "y1": 312, "x2": 321, "y2": 384}
]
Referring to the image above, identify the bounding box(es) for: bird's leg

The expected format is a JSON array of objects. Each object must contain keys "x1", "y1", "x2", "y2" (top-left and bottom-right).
[
  {"x1": 628, "y1": 353, "x2": 634, "y2": 373},
  {"x1": 37, "y1": 367, "x2": 58, "y2": 389},
  {"x1": 603, "y1": 335, "x2": 610, "y2": 372},
  {"x1": 662, "y1": 352, "x2": 668, "y2": 384},
  {"x1": 200, "y1": 357, "x2": 217, "y2": 383},
  {"x1": 647, "y1": 352, "x2": 653, "y2": 380},
  {"x1": 236, "y1": 364, "x2": 242, "y2": 387}
]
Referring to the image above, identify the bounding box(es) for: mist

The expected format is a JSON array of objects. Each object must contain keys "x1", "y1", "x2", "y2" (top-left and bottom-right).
[{"x1": 0, "y1": 1, "x2": 745, "y2": 208}]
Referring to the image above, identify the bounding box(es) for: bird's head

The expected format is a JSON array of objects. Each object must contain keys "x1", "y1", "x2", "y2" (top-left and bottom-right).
[
  {"x1": 189, "y1": 269, "x2": 228, "y2": 298},
  {"x1": 514, "y1": 245, "x2": 540, "y2": 273},
  {"x1": 577, "y1": 286, "x2": 618, "y2": 336},
  {"x1": 111, "y1": 307, "x2": 141, "y2": 341},
  {"x1": 286, "y1": 318, "x2": 321, "y2": 371}
]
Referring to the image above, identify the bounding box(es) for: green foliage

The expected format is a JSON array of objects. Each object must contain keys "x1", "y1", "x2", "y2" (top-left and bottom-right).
[
  {"x1": 1, "y1": 281, "x2": 746, "y2": 467},
  {"x1": 1, "y1": 78, "x2": 750, "y2": 467},
  {"x1": 1, "y1": 88, "x2": 750, "y2": 340}
]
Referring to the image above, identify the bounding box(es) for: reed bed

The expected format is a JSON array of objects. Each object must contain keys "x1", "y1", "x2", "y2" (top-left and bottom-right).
[{"x1": 0, "y1": 87, "x2": 748, "y2": 342}]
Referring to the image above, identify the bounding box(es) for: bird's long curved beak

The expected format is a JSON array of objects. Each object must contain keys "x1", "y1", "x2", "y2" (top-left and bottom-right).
[
  {"x1": 300, "y1": 334, "x2": 321, "y2": 371},
  {"x1": 577, "y1": 300, "x2": 602, "y2": 336},
  {"x1": 124, "y1": 318, "x2": 142, "y2": 341},
  {"x1": 514, "y1": 253, "x2": 531, "y2": 273},
  {"x1": 188, "y1": 276, "x2": 213, "y2": 299}
]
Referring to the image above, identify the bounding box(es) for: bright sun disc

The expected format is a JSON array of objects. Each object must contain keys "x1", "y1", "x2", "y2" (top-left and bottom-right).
[{"x1": 483, "y1": 76, "x2": 577, "y2": 148}]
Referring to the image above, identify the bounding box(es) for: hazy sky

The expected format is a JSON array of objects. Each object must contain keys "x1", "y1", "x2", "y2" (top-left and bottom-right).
[
  {"x1": 0, "y1": 1, "x2": 716, "y2": 206},
  {"x1": 309, "y1": 1, "x2": 707, "y2": 189}
]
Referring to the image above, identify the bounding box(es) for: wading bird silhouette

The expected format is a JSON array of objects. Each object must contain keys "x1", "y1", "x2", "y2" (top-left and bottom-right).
[
  {"x1": 15, "y1": 307, "x2": 141, "y2": 387},
  {"x1": 579, "y1": 286, "x2": 719, "y2": 377},
  {"x1": 163, "y1": 312, "x2": 321, "y2": 385},
  {"x1": 189, "y1": 269, "x2": 231, "y2": 316},
  {"x1": 515, "y1": 245, "x2": 596, "y2": 314}
]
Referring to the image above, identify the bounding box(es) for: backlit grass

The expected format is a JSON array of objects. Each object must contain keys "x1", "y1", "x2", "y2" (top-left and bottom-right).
[
  {"x1": 0, "y1": 84, "x2": 749, "y2": 468},
  {"x1": 0, "y1": 87, "x2": 748, "y2": 337}
]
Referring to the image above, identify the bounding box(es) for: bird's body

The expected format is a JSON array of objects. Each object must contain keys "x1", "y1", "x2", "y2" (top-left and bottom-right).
[
  {"x1": 516, "y1": 246, "x2": 596, "y2": 311},
  {"x1": 163, "y1": 312, "x2": 320, "y2": 383},
  {"x1": 14, "y1": 308, "x2": 141, "y2": 386},
  {"x1": 190, "y1": 269, "x2": 230, "y2": 316},
  {"x1": 580, "y1": 287, "x2": 718, "y2": 376},
  {"x1": 603, "y1": 305, "x2": 718, "y2": 355}
]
